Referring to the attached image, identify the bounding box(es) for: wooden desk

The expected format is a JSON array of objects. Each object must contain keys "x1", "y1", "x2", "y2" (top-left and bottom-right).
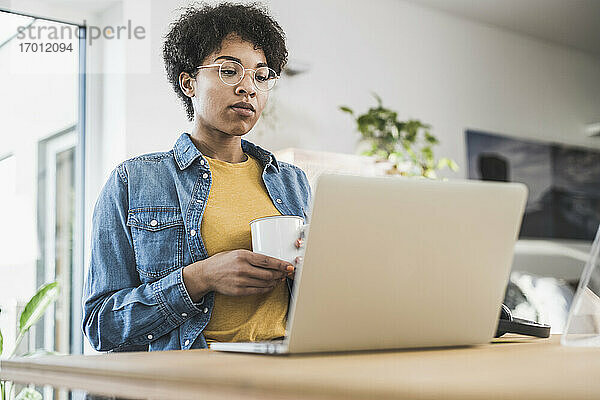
[{"x1": 1, "y1": 335, "x2": 599, "y2": 399}]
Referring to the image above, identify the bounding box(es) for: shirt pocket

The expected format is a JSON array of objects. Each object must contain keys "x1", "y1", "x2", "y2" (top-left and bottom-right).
[{"x1": 127, "y1": 206, "x2": 184, "y2": 283}]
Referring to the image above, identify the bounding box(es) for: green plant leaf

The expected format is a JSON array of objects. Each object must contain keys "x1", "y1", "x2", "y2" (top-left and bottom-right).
[
  {"x1": 422, "y1": 146, "x2": 434, "y2": 162},
  {"x1": 406, "y1": 148, "x2": 418, "y2": 163},
  {"x1": 19, "y1": 282, "x2": 59, "y2": 335},
  {"x1": 339, "y1": 106, "x2": 354, "y2": 115},
  {"x1": 375, "y1": 149, "x2": 389, "y2": 160},
  {"x1": 343, "y1": 94, "x2": 456, "y2": 179},
  {"x1": 424, "y1": 132, "x2": 439, "y2": 145},
  {"x1": 15, "y1": 387, "x2": 42, "y2": 400},
  {"x1": 448, "y1": 159, "x2": 459, "y2": 171},
  {"x1": 371, "y1": 92, "x2": 382, "y2": 107},
  {"x1": 424, "y1": 169, "x2": 438, "y2": 179},
  {"x1": 357, "y1": 114, "x2": 379, "y2": 137},
  {"x1": 0, "y1": 327, "x2": 3, "y2": 356},
  {"x1": 394, "y1": 121, "x2": 405, "y2": 134},
  {"x1": 437, "y1": 158, "x2": 460, "y2": 172}
]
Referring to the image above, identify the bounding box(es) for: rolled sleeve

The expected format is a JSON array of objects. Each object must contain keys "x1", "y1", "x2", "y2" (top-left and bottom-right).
[{"x1": 151, "y1": 268, "x2": 204, "y2": 324}]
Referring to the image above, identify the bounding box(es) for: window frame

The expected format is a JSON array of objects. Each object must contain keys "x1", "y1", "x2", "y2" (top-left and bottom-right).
[{"x1": 0, "y1": 8, "x2": 87, "y2": 355}]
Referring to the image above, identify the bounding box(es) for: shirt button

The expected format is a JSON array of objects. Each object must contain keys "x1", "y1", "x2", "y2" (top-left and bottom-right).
[
  {"x1": 203, "y1": 307, "x2": 209, "y2": 314},
  {"x1": 147, "y1": 334, "x2": 153, "y2": 340},
  {"x1": 190, "y1": 229, "x2": 196, "y2": 236},
  {"x1": 276, "y1": 198, "x2": 282, "y2": 204},
  {"x1": 196, "y1": 199, "x2": 202, "y2": 203},
  {"x1": 200, "y1": 160, "x2": 205, "y2": 165},
  {"x1": 150, "y1": 220, "x2": 158, "y2": 227},
  {"x1": 184, "y1": 339, "x2": 190, "y2": 346},
  {"x1": 202, "y1": 173, "x2": 208, "y2": 179},
  {"x1": 181, "y1": 312, "x2": 188, "y2": 317}
]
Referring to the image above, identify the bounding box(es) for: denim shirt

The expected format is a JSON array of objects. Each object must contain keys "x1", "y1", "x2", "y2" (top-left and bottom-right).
[{"x1": 82, "y1": 133, "x2": 312, "y2": 352}]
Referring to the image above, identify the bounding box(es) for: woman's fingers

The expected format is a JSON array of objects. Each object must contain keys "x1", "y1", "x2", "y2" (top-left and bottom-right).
[
  {"x1": 245, "y1": 251, "x2": 291, "y2": 272},
  {"x1": 287, "y1": 256, "x2": 303, "y2": 279},
  {"x1": 245, "y1": 264, "x2": 289, "y2": 281},
  {"x1": 241, "y1": 276, "x2": 280, "y2": 288},
  {"x1": 245, "y1": 265, "x2": 287, "y2": 282}
]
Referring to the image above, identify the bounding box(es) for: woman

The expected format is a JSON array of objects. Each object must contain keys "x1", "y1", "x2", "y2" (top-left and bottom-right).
[{"x1": 82, "y1": 3, "x2": 311, "y2": 352}]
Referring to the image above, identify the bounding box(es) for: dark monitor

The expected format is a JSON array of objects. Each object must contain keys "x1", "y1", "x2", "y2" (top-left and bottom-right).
[{"x1": 466, "y1": 130, "x2": 600, "y2": 241}]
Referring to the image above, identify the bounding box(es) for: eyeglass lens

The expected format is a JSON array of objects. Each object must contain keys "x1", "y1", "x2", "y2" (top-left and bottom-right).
[{"x1": 219, "y1": 60, "x2": 276, "y2": 91}]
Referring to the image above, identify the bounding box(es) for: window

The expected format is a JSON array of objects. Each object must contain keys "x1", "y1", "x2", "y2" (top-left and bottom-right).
[{"x1": 0, "y1": 10, "x2": 85, "y2": 358}]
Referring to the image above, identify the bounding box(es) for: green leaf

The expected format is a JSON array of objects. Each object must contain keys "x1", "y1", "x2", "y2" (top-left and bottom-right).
[
  {"x1": 406, "y1": 148, "x2": 418, "y2": 163},
  {"x1": 437, "y1": 158, "x2": 460, "y2": 172},
  {"x1": 424, "y1": 169, "x2": 438, "y2": 179},
  {"x1": 357, "y1": 114, "x2": 380, "y2": 137},
  {"x1": 375, "y1": 149, "x2": 389, "y2": 160},
  {"x1": 19, "y1": 282, "x2": 59, "y2": 335},
  {"x1": 0, "y1": 327, "x2": 3, "y2": 356},
  {"x1": 422, "y1": 146, "x2": 434, "y2": 162},
  {"x1": 15, "y1": 387, "x2": 42, "y2": 400},
  {"x1": 448, "y1": 159, "x2": 459, "y2": 171},
  {"x1": 339, "y1": 106, "x2": 354, "y2": 115},
  {"x1": 424, "y1": 132, "x2": 439, "y2": 145},
  {"x1": 371, "y1": 92, "x2": 383, "y2": 107}
]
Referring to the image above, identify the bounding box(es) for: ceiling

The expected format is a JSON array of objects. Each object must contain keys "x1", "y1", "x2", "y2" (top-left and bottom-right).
[{"x1": 404, "y1": 0, "x2": 600, "y2": 57}]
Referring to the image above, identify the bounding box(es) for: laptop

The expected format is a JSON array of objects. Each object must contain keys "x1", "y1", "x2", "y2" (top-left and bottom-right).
[{"x1": 210, "y1": 174, "x2": 528, "y2": 354}]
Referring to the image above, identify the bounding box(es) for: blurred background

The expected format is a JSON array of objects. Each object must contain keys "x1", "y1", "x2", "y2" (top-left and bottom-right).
[{"x1": 0, "y1": 0, "x2": 599, "y2": 360}]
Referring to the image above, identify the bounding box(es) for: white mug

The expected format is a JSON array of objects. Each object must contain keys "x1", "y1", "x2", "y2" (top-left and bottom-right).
[{"x1": 250, "y1": 215, "x2": 308, "y2": 264}]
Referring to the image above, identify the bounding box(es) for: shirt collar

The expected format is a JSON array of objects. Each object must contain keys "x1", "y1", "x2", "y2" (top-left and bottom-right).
[
  {"x1": 173, "y1": 133, "x2": 280, "y2": 172},
  {"x1": 173, "y1": 133, "x2": 202, "y2": 170},
  {"x1": 241, "y1": 139, "x2": 280, "y2": 172}
]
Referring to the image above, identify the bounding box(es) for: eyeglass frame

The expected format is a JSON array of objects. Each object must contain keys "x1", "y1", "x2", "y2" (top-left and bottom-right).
[{"x1": 196, "y1": 60, "x2": 279, "y2": 92}]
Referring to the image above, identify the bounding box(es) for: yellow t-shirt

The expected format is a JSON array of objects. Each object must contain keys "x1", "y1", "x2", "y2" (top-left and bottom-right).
[{"x1": 201, "y1": 153, "x2": 288, "y2": 342}]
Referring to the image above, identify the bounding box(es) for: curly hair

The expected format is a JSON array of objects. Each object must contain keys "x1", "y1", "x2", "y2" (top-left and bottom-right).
[{"x1": 163, "y1": 2, "x2": 288, "y2": 121}]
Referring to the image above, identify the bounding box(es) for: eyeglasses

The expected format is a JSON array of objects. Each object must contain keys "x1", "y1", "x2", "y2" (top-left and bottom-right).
[{"x1": 197, "y1": 60, "x2": 279, "y2": 91}]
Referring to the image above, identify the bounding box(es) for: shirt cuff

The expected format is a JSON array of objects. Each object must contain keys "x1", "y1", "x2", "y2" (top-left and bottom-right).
[{"x1": 151, "y1": 268, "x2": 204, "y2": 324}]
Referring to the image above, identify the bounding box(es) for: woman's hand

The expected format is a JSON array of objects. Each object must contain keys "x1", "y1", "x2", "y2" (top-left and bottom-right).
[{"x1": 182, "y1": 249, "x2": 294, "y2": 301}]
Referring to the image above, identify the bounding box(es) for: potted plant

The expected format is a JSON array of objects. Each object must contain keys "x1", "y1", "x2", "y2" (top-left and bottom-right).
[
  {"x1": 340, "y1": 93, "x2": 458, "y2": 178},
  {"x1": 1, "y1": 282, "x2": 60, "y2": 400}
]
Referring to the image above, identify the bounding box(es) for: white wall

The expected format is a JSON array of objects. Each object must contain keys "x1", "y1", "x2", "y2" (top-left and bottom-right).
[
  {"x1": 262, "y1": 0, "x2": 600, "y2": 164},
  {"x1": 91, "y1": 0, "x2": 600, "y2": 180}
]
